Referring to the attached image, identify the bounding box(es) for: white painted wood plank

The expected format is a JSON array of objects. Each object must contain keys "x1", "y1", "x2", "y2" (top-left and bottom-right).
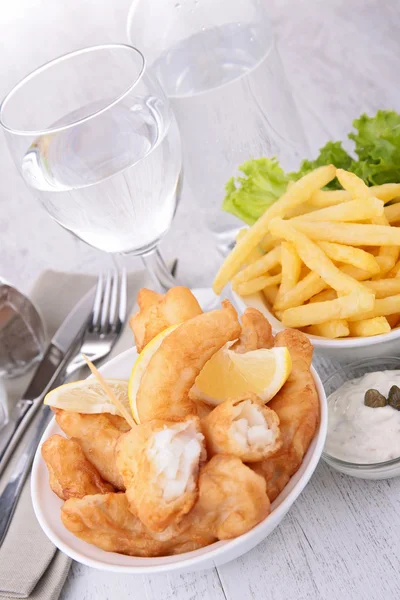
[
  {"x1": 218, "y1": 463, "x2": 400, "y2": 600},
  {"x1": 60, "y1": 562, "x2": 226, "y2": 600}
]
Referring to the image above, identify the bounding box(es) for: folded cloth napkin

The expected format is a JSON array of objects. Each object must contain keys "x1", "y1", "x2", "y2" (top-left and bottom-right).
[{"x1": 0, "y1": 268, "x2": 151, "y2": 600}]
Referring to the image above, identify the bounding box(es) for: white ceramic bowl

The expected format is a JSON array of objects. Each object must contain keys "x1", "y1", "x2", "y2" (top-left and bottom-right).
[
  {"x1": 232, "y1": 289, "x2": 400, "y2": 363},
  {"x1": 322, "y1": 356, "x2": 400, "y2": 479},
  {"x1": 31, "y1": 346, "x2": 327, "y2": 574}
]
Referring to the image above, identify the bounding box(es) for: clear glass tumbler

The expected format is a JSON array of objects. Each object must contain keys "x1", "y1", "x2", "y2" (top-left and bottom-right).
[
  {"x1": 0, "y1": 45, "x2": 182, "y2": 291},
  {"x1": 0, "y1": 280, "x2": 46, "y2": 379},
  {"x1": 128, "y1": 0, "x2": 309, "y2": 255}
]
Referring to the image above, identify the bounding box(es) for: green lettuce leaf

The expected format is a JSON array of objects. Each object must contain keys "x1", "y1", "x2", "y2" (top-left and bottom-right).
[
  {"x1": 222, "y1": 157, "x2": 289, "y2": 225},
  {"x1": 290, "y1": 141, "x2": 355, "y2": 189},
  {"x1": 349, "y1": 110, "x2": 400, "y2": 185}
]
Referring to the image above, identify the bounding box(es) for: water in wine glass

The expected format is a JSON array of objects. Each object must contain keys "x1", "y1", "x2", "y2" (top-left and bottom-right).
[
  {"x1": 21, "y1": 97, "x2": 181, "y2": 254},
  {"x1": 152, "y1": 23, "x2": 305, "y2": 249}
]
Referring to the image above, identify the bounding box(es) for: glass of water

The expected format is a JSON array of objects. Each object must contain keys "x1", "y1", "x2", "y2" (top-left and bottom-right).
[
  {"x1": 0, "y1": 45, "x2": 182, "y2": 290},
  {"x1": 128, "y1": 0, "x2": 308, "y2": 255}
]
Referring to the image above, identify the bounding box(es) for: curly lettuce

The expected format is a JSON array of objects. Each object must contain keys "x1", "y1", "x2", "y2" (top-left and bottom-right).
[
  {"x1": 349, "y1": 110, "x2": 400, "y2": 185},
  {"x1": 222, "y1": 158, "x2": 289, "y2": 225},
  {"x1": 222, "y1": 110, "x2": 400, "y2": 224}
]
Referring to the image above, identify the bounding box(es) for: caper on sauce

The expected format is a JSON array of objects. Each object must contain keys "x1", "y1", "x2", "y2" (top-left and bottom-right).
[{"x1": 364, "y1": 385, "x2": 400, "y2": 410}]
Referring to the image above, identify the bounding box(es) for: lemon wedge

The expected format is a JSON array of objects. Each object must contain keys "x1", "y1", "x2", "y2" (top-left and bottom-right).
[
  {"x1": 44, "y1": 378, "x2": 130, "y2": 416},
  {"x1": 129, "y1": 324, "x2": 179, "y2": 423},
  {"x1": 192, "y1": 346, "x2": 292, "y2": 406}
]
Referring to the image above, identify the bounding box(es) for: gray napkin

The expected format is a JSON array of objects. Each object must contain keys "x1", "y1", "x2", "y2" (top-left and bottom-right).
[{"x1": 0, "y1": 268, "x2": 151, "y2": 600}]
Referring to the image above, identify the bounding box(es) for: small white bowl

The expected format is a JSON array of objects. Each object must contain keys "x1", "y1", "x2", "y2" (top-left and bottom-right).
[
  {"x1": 322, "y1": 357, "x2": 400, "y2": 480},
  {"x1": 232, "y1": 289, "x2": 400, "y2": 363},
  {"x1": 31, "y1": 346, "x2": 327, "y2": 574}
]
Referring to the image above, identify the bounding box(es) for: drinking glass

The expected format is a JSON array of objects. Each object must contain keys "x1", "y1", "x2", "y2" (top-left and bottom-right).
[
  {"x1": 128, "y1": 0, "x2": 309, "y2": 255},
  {"x1": 0, "y1": 45, "x2": 182, "y2": 291}
]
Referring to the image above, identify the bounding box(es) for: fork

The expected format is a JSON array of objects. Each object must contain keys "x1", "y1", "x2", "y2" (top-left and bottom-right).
[
  {"x1": 65, "y1": 269, "x2": 127, "y2": 376},
  {"x1": 0, "y1": 270, "x2": 127, "y2": 546}
]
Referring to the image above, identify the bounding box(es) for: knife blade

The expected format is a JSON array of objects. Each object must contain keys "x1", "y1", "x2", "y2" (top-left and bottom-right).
[{"x1": 0, "y1": 285, "x2": 96, "y2": 475}]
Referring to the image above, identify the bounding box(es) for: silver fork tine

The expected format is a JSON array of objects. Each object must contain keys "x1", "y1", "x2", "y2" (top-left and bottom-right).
[
  {"x1": 109, "y1": 269, "x2": 119, "y2": 329},
  {"x1": 91, "y1": 274, "x2": 103, "y2": 331},
  {"x1": 118, "y1": 268, "x2": 127, "y2": 327},
  {"x1": 100, "y1": 271, "x2": 112, "y2": 333}
]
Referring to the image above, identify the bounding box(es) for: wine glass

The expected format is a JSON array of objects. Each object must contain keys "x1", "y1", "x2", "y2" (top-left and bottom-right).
[
  {"x1": 128, "y1": 0, "x2": 308, "y2": 255},
  {"x1": 0, "y1": 44, "x2": 182, "y2": 291}
]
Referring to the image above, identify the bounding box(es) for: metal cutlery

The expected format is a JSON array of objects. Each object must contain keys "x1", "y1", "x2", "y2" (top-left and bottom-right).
[
  {"x1": 0, "y1": 270, "x2": 127, "y2": 546},
  {"x1": 0, "y1": 285, "x2": 97, "y2": 476}
]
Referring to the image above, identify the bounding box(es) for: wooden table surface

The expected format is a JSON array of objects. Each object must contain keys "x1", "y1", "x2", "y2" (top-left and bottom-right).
[{"x1": 2, "y1": 1, "x2": 400, "y2": 598}]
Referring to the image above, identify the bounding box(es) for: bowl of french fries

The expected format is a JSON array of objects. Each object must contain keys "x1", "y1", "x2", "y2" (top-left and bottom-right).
[{"x1": 213, "y1": 165, "x2": 400, "y2": 362}]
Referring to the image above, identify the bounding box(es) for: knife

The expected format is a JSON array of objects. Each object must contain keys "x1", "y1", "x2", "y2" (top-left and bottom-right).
[{"x1": 0, "y1": 285, "x2": 96, "y2": 476}]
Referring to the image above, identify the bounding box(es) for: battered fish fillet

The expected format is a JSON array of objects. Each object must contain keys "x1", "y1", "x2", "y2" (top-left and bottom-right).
[
  {"x1": 61, "y1": 455, "x2": 269, "y2": 556},
  {"x1": 136, "y1": 300, "x2": 241, "y2": 422},
  {"x1": 202, "y1": 393, "x2": 282, "y2": 462},
  {"x1": 61, "y1": 493, "x2": 214, "y2": 557},
  {"x1": 41, "y1": 435, "x2": 114, "y2": 500},
  {"x1": 54, "y1": 410, "x2": 130, "y2": 490},
  {"x1": 130, "y1": 287, "x2": 203, "y2": 353},
  {"x1": 115, "y1": 417, "x2": 206, "y2": 532},
  {"x1": 251, "y1": 329, "x2": 319, "y2": 502},
  {"x1": 232, "y1": 308, "x2": 274, "y2": 353}
]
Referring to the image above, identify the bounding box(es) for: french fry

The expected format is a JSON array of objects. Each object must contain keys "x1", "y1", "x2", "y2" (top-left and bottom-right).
[
  {"x1": 305, "y1": 319, "x2": 350, "y2": 338},
  {"x1": 316, "y1": 241, "x2": 380, "y2": 275},
  {"x1": 274, "y1": 271, "x2": 325, "y2": 310},
  {"x1": 370, "y1": 214, "x2": 399, "y2": 277},
  {"x1": 236, "y1": 229, "x2": 264, "y2": 264},
  {"x1": 310, "y1": 189, "x2": 351, "y2": 208},
  {"x1": 259, "y1": 233, "x2": 278, "y2": 253},
  {"x1": 212, "y1": 165, "x2": 336, "y2": 294},
  {"x1": 268, "y1": 218, "x2": 370, "y2": 296},
  {"x1": 234, "y1": 273, "x2": 282, "y2": 296},
  {"x1": 310, "y1": 183, "x2": 400, "y2": 208},
  {"x1": 348, "y1": 294, "x2": 400, "y2": 321},
  {"x1": 232, "y1": 246, "x2": 281, "y2": 286},
  {"x1": 292, "y1": 220, "x2": 400, "y2": 246},
  {"x1": 336, "y1": 168, "x2": 370, "y2": 200},
  {"x1": 348, "y1": 317, "x2": 391, "y2": 337},
  {"x1": 309, "y1": 289, "x2": 337, "y2": 303},
  {"x1": 282, "y1": 291, "x2": 375, "y2": 328},
  {"x1": 384, "y1": 202, "x2": 400, "y2": 224},
  {"x1": 275, "y1": 242, "x2": 302, "y2": 304},
  {"x1": 276, "y1": 264, "x2": 372, "y2": 311},
  {"x1": 292, "y1": 197, "x2": 384, "y2": 223},
  {"x1": 364, "y1": 279, "x2": 400, "y2": 298},
  {"x1": 262, "y1": 284, "x2": 279, "y2": 306},
  {"x1": 387, "y1": 260, "x2": 400, "y2": 278}
]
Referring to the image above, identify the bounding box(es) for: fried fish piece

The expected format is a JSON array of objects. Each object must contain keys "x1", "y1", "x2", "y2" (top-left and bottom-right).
[
  {"x1": 251, "y1": 329, "x2": 319, "y2": 502},
  {"x1": 136, "y1": 300, "x2": 241, "y2": 422},
  {"x1": 61, "y1": 492, "x2": 214, "y2": 557},
  {"x1": 41, "y1": 435, "x2": 114, "y2": 500},
  {"x1": 232, "y1": 308, "x2": 274, "y2": 353},
  {"x1": 189, "y1": 454, "x2": 270, "y2": 540},
  {"x1": 130, "y1": 287, "x2": 203, "y2": 353},
  {"x1": 202, "y1": 393, "x2": 282, "y2": 462},
  {"x1": 116, "y1": 417, "x2": 206, "y2": 532},
  {"x1": 54, "y1": 410, "x2": 130, "y2": 490},
  {"x1": 61, "y1": 455, "x2": 269, "y2": 556}
]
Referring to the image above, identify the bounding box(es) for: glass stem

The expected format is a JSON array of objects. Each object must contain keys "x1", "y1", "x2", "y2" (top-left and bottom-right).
[{"x1": 141, "y1": 247, "x2": 178, "y2": 292}]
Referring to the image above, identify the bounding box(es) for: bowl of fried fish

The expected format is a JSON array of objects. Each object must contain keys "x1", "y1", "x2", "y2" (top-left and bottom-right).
[{"x1": 32, "y1": 286, "x2": 327, "y2": 574}]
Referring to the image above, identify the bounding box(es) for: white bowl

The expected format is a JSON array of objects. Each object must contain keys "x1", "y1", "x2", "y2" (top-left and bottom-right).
[
  {"x1": 31, "y1": 346, "x2": 327, "y2": 574},
  {"x1": 232, "y1": 289, "x2": 400, "y2": 363}
]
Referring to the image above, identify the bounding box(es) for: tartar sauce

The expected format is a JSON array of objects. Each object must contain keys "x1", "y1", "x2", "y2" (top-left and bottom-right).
[{"x1": 325, "y1": 370, "x2": 400, "y2": 464}]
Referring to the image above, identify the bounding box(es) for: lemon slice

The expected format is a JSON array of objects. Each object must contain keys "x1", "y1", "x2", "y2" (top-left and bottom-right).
[
  {"x1": 44, "y1": 378, "x2": 130, "y2": 416},
  {"x1": 128, "y1": 324, "x2": 179, "y2": 423},
  {"x1": 192, "y1": 346, "x2": 292, "y2": 406}
]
